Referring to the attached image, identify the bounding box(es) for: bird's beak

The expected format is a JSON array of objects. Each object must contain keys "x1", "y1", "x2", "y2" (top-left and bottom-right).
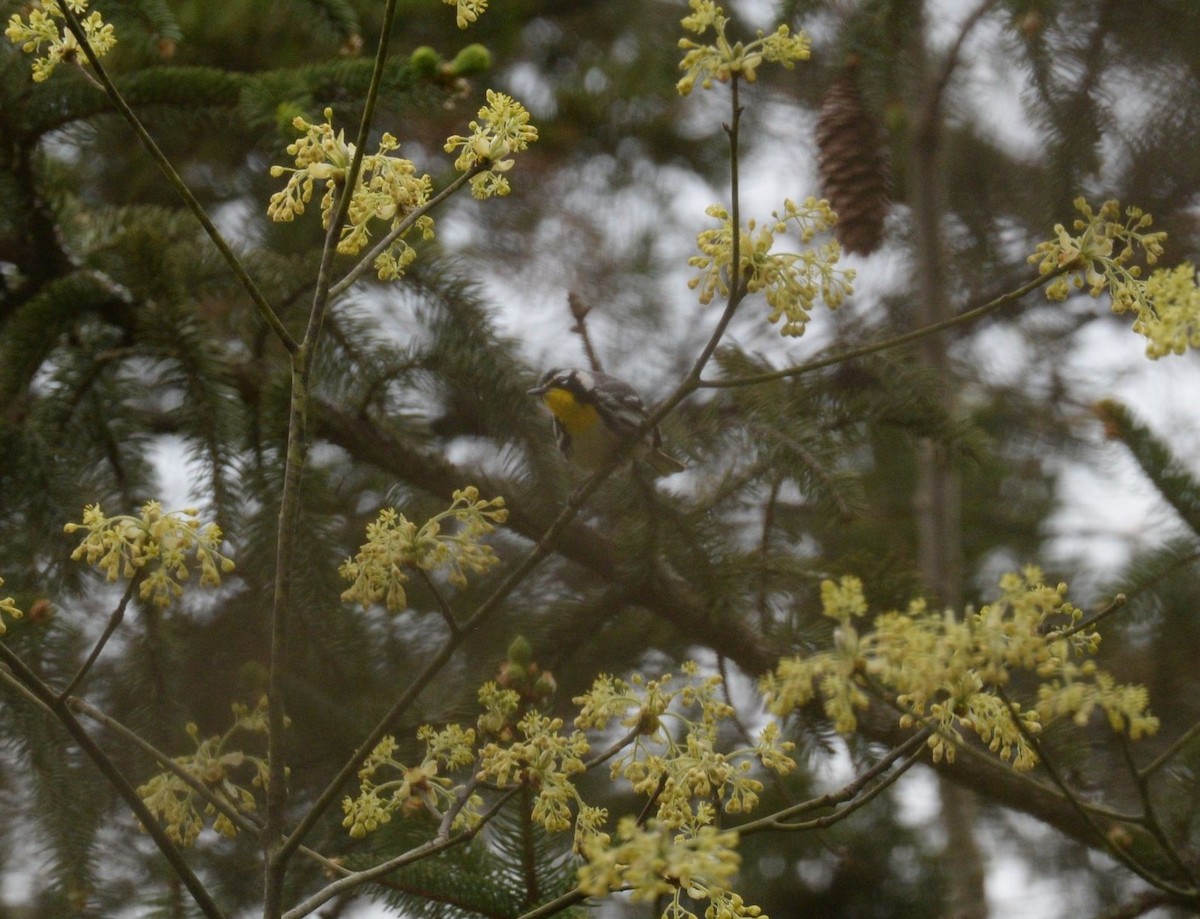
[{"x1": 527, "y1": 383, "x2": 548, "y2": 396}]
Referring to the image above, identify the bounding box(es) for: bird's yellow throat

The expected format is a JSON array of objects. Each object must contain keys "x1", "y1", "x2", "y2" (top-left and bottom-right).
[{"x1": 541, "y1": 388, "x2": 601, "y2": 435}]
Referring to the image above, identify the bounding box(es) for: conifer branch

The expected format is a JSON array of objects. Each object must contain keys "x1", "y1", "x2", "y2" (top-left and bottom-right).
[
  {"x1": 282, "y1": 788, "x2": 518, "y2": 919},
  {"x1": 52, "y1": 1, "x2": 297, "y2": 356},
  {"x1": 996, "y1": 688, "x2": 1198, "y2": 900},
  {"x1": 0, "y1": 644, "x2": 226, "y2": 918},
  {"x1": 280, "y1": 462, "x2": 620, "y2": 860},
  {"x1": 1118, "y1": 733, "x2": 1197, "y2": 885}
]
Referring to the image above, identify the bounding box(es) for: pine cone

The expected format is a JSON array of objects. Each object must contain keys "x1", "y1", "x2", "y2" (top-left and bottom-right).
[{"x1": 816, "y1": 63, "x2": 891, "y2": 256}]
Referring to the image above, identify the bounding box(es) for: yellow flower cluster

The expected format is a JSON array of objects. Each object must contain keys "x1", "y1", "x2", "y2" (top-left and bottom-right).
[
  {"x1": 63, "y1": 502, "x2": 235, "y2": 609},
  {"x1": 676, "y1": 0, "x2": 811, "y2": 95},
  {"x1": 478, "y1": 708, "x2": 590, "y2": 832},
  {"x1": 1028, "y1": 198, "x2": 1200, "y2": 358},
  {"x1": 762, "y1": 571, "x2": 1159, "y2": 769},
  {"x1": 268, "y1": 109, "x2": 435, "y2": 280},
  {"x1": 690, "y1": 198, "x2": 854, "y2": 336},
  {"x1": 1135, "y1": 262, "x2": 1200, "y2": 358},
  {"x1": 577, "y1": 819, "x2": 753, "y2": 919},
  {"x1": 340, "y1": 662, "x2": 786, "y2": 918},
  {"x1": 5, "y1": 0, "x2": 116, "y2": 83},
  {"x1": 137, "y1": 700, "x2": 272, "y2": 846},
  {"x1": 338, "y1": 487, "x2": 507, "y2": 613},
  {"x1": 342, "y1": 725, "x2": 481, "y2": 837},
  {"x1": 443, "y1": 90, "x2": 539, "y2": 199},
  {"x1": 443, "y1": 0, "x2": 487, "y2": 30},
  {"x1": 0, "y1": 577, "x2": 22, "y2": 635},
  {"x1": 575, "y1": 663, "x2": 795, "y2": 834}
]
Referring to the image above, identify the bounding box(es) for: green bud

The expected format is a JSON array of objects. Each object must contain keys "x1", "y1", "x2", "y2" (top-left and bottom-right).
[
  {"x1": 409, "y1": 45, "x2": 441, "y2": 77},
  {"x1": 450, "y1": 43, "x2": 492, "y2": 76},
  {"x1": 507, "y1": 634, "x2": 533, "y2": 667}
]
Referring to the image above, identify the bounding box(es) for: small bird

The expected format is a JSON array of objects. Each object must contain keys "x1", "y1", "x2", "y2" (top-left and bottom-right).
[{"x1": 528, "y1": 368, "x2": 685, "y2": 476}]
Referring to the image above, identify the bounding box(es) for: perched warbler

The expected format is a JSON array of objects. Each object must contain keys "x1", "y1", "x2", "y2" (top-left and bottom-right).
[{"x1": 528, "y1": 368, "x2": 685, "y2": 476}]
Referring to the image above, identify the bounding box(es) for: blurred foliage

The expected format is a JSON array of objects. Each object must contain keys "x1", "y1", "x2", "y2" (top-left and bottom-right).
[{"x1": 4, "y1": 0, "x2": 1200, "y2": 916}]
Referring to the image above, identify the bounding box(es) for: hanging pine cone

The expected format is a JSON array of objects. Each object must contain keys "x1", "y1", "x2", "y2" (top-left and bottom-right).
[{"x1": 816, "y1": 61, "x2": 891, "y2": 256}]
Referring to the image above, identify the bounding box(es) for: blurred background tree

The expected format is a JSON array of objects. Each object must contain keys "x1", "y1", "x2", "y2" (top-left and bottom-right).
[{"x1": 4, "y1": 0, "x2": 1200, "y2": 916}]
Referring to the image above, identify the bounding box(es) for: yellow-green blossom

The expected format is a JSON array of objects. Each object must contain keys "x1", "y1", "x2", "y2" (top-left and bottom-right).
[
  {"x1": 443, "y1": 0, "x2": 487, "y2": 29},
  {"x1": 443, "y1": 90, "x2": 538, "y2": 199},
  {"x1": 342, "y1": 723, "x2": 482, "y2": 837},
  {"x1": 268, "y1": 109, "x2": 435, "y2": 279},
  {"x1": 1028, "y1": 198, "x2": 1200, "y2": 358},
  {"x1": 574, "y1": 667, "x2": 794, "y2": 830},
  {"x1": 64, "y1": 502, "x2": 235, "y2": 609},
  {"x1": 677, "y1": 0, "x2": 810, "y2": 95},
  {"x1": 137, "y1": 699, "x2": 272, "y2": 846},
  {"x1": 1134, "y1": 262, "x2": 1200, "y2": 358},
  {"x1": 0, "y1": 578, "x2": 22, "y2": 635},
  {"x1": 5, "y1": 0, "x2": 116, "y2": 83},
  {"x1": 477, "y1": 710, "x2": 590, "y2": 833},
  {"x1": 578, "y1": 818, "x2": 761, "y2": 919},
  {"x1": 763, "y1": 569, "x2": 1157, "y2": 770},
  {"x1": 338, "y1": 487, "x2": 507, "y2": 612},
  {"x1": 690, "y1": 198, "x2": 853, "y2": 336}
]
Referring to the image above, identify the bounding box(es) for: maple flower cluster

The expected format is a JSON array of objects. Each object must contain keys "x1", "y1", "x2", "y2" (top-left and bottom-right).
[
  {"x1": 342, "y1": 725, "x2": 481, "y2": 838},
  {"x1": 443, "y1": 89, "x2": 540, "y2": 199},
  {"x1": 1030, "y1": 197, "x2": 1200, "y2": 358},
  {"x1": 762, "y1": 570, "x2": 1159, "y2": 769},
  {"x1": 63, "y1": 502, "x2": 235, "y2": 609},
  {"x1": 676, "y1": 0, "x2": 811, "y2": 95},
  {"x1": 338, "y1": 487, "x2": 508, "y2": 613},
  {"x1": 690, "y1": 198, "x2": 854, "y2": 336},
  {"x1": 268, "y1": 109, "x2": 435, "y2": 280},
  {"x1": 137, "y1": 700, "x2": 273, "y2": 845},
  {"x1": 341, "y1": 662, "x2": 794, "y2": 919},
  {"x1": 5, "y1": 0, "x2": 116, "y2": 83},
  {"x1": 443, "y1": 0, "x2": 487, "y2": 30}
]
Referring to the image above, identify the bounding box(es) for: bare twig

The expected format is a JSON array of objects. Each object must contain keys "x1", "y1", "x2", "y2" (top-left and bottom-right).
[
  {"x1": 737, "y1": 729, "x2": 931, "y2": 834},
  {"x1": 59, "y1": 575, "x2": 140, "y2": 699},
  {"x1": 567, "y1": 292, "x2": 605, "y2": 373},
  {"x1": 416, "y1": 568, "x2": 461, "y2": 636},
  {"x1": 0, "y1": 645, "x2": 226, "y2": 918},
  {"x1": 699, "y1": 267, "x2": 1068, "y2": 392},
  {"x1": 53, "y1": 1, "x2": 296, "y2": 355}
]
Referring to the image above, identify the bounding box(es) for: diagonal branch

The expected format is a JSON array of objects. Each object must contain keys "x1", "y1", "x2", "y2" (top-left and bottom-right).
[
  {"x1": 52, "y1": 1, "x2": 297, "y2": 355},
  {"x1": 0, "y1": 644, "x2": 226, "y2": 918}
]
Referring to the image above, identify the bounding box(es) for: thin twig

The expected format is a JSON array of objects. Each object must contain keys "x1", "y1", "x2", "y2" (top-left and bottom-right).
[
  {"x1": 699, "y1": 266, "x2": 1069, "y2": 391},
  {"x1": 996, "y1": 687, "x2": 1197, "y2": 899},
  {"x1": 59, "y1": 575, "x2": 140, "y2": 699},
  {"x1": 0, "y1": 644, "x2": 226, "y2": 918},
  {"x1": 266, "y1": 0, "x2": 406, "y2": 909},
  {"x1": 416, "y1": 568, "x2": 461, "y2": 636},
  {"x1": 282, "y1": 785, "x2": 517, "y2": 919},
  {"x1": 328, "y1": 165, "x2": 487, "y2": 300},
  {"x1": 1117, "y1": 733, "x2": 1196, "y2": 884},
  {"x1": 52, "y1": 1, "x2": 296, "y2": 355},
  {"x1": 1141, "y1": 720, "x2": 1200, "y2": 780},
  {"x1": 1053, "y1": 592, "x2": 1127, "y2": 639},
  {"x1": 567, "y1": 292, "x2": 605, "y2": 373},
  {"x1": 736, "y1": 729, "x2": 931, "y2": 834}
]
